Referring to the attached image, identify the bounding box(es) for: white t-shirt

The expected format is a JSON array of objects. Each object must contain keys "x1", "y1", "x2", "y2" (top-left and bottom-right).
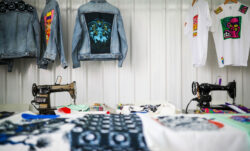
[
  {"x1": 211, "y1": 2, "x2": 250, "y2": 67},
  {"x1": 184, "y1": 0, "x2": 212, "y2": 67}
]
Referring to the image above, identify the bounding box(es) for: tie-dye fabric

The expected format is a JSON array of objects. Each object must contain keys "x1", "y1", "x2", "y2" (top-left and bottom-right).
[{"x1": 0, "y1": 113, "x2": 149, "y2": 151}]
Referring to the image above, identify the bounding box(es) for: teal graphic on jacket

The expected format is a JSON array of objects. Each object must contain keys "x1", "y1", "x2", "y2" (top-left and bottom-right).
[
  {"x1": 85, "y1": 12, "x2": 114, "y2": 54},
  {"x1": 88, "y1": 19, "x2": 112, "y2": 44}
]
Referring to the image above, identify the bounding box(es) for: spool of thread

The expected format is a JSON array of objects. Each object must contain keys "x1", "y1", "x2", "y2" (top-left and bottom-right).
[
  {"x1": 117, "y1": 104, "x2": 123, "y2": 110},
  {"x1": 91, "y1": 106, "x2": 103, "y2": 111},
  {"x1": 219, "y1": 78, "x2": 222, "y2": 85}
]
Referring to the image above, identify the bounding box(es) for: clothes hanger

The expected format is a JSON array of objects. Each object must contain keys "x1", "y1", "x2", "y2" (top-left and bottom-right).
[
  {"x1": 192, "y1": 0, "x2": 197, "y2": 7},
  {"x1": 224, "y1": 0, "x2": 238, "y2": 5}
]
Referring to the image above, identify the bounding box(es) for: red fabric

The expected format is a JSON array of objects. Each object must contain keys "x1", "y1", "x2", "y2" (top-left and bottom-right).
[
  {"x1": 58, "y1": 107, "x2": 71, "y2": 114},
  {"x1": 208, "y1": 120, "x2": 224, "y2": 128}
]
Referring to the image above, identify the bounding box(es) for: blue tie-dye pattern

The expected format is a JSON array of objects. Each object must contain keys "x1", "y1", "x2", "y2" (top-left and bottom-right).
[
  {"x1": 88, "y1": 19, "x2": 112, "y2": 44},
  {"x1": 0, "y1": 134, "x2": 8, "y2": 142},
  {"x1": 15, "y1": 126, "x2": 23, "y2": 133}
]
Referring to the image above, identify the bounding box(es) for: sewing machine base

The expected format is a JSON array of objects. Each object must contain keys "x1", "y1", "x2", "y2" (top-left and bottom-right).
[{"x1": 38, "y1": 109, "x2": 56, "y2": 115}]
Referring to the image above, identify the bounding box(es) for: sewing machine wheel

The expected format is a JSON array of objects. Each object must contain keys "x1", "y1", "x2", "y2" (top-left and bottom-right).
[
  {"x1": 192, "y1": 82, "x2": 199, "y2": 95},
  {"x1": 32, "y1": 83, "x2": 38, "y2": 97}
]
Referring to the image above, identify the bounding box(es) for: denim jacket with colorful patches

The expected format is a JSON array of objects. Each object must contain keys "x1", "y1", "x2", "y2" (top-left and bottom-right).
[
  {"x1": 72, "y1": 0, "x2": 128, "y2": 68},
  {"x1": 39, "y1": 0, "x2": 68, "y2": 69},
  {"x1": 0, "y1": 0, "x2": 40, "y2": 64}
]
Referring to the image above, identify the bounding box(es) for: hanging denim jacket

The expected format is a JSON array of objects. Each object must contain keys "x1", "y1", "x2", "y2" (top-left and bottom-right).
[
  {"x1": 0, "y1": 0, "x2": 40, "y2": 63},
  {"x1": 0, "y1": 59, "x2": 13, "y2": 72},
  {"x1": 39, "y1": 0, "x2": 68, "y2": 69},
  {"x1": 72, "y1": 0, "x2": 128, "y2": 68}
]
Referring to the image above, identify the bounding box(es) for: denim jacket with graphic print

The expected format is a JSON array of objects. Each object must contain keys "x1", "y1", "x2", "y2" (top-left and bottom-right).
[
  {"x1": 0, "y1": 59, "x2": 13, "y2": 72},
  {"x1": 40, "y1": 0, "x2": 68, "y2": 69},
  {"x1": 0, "y1": 0, "x2": 40, "y2": 64},
  {"x1": 72, "y1": 0, "x2": 128, "y2": 68}
]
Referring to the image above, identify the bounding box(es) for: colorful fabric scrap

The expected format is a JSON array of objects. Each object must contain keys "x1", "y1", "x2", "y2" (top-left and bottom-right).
[
  {"x1": 231, "y1": 116, "x2": 250, "y2": 124},
  {"x1": 202, "y1": 108, "x2": 237, "y2": 114},
  {"x1": 214, "y1": 7, "x2": 223, "y2": 14},
  {"x1": 239, "y1": 5, "x2": 248, "y2": 14},
  {"x1": 193, "y1": 15, "x2": 198, "y2": 37},
  {"x1": 221, "y1": 57, "x2": 224, "y2": 64},
  {"x1": 58, "y1": 107, "x2": 71, "y2": 114},
  {"x1": 236, "y1": 105, "x2": 250, "y2": 113}
]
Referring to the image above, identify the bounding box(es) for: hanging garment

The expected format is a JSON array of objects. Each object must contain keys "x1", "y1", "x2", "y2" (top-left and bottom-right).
[
  {"x1": 0, "y1": 0, "x2": 40, "y2": 64},
  {"x1": 210, "y1": 2, "x2": 250, "y2": 67},
  {"x1": 184, "y1": 0, "x2": 212, "y2": 67},
  {"x1": 72, "y1": 0, "x2": 128, "y2": 68},
  {"x1": 39, "y1": 0, "x2": 68, "y2": 69},
  {"x1": 0, "y1": 59, "x2": 13, "y2": 72}
]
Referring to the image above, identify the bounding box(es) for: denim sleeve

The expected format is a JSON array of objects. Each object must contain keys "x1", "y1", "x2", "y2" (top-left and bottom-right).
[
  {"x1": 7, "y1": 60, "x2": 13, "y2": 72},
  {"x1": 56, "y1": 6, "x2": 68, "y2": 69},
  {"x1": 117, "y1": 11, "x2": 128, "y2": 67},
  {"x1": 72, "y1": 12, "x2": 83, "y2": 68},
  {"x1": 0, "y1": 59, "x2": 13, "y2": 72},
  {"x1": 42, "y1": 7, "x2": 68, "y2": 69},
  {"x1": 32, "y1": 9, "x2": 41, "y2": 66}
]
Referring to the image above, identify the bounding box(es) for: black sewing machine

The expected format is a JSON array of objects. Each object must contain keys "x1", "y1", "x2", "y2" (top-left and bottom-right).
[
  {"x1": 31, "y1": 77, "x2": 76, "y2": 115},
  {"x1": 191, "y1": 80, "x2": 236, "y2": 110}
]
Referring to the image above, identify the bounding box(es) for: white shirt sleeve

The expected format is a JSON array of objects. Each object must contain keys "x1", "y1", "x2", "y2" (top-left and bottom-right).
[
  {"x1": 248, "y1": 12, "x2": 250, "y2": 49},
  {"x1": 184, "y1": 10, "x2": 191, "y2": 35},
  {"x1": 210, "y1": 10, "x2": 217, "y2": 33},
  {"x1": 206, "y1": 3, "x2": 212, "y2": 27}
]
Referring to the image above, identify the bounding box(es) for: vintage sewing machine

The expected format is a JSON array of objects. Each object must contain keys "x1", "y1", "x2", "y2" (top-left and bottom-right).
[
  {"x1": 31, "y1": 77, "x2": 76, "y2": 115},
  {"x1": 191, "y1": 80, "x2": 236, "y2": 110}
]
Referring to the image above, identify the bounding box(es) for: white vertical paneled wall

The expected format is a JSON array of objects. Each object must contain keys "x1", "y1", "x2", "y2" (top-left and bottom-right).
[{"x1": 0, "y1": 0, "x2": 250, "y2": 109}]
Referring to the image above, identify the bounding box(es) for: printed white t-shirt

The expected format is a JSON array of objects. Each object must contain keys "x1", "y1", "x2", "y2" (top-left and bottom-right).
[
  {"x1": 211, "y1": 2, "x2": 250, "y2": 67},
  {"x1": 184, "y1": 0, "x2": 212, "y2": 67}
]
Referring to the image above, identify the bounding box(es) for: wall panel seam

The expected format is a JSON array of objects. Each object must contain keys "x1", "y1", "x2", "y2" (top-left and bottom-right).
[
  {"x1": 148, "y1": 0, "x2": 152, "y2": 102},
  {"x1": 180, "y1": 0, "x2": 183, "y2": 109}
]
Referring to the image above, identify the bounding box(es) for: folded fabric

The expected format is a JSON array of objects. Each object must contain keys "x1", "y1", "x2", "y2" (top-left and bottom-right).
[
  {"x1": 120, "y1": 103, "x2": 176, "y2": 116},
  {"x1": 121, "y1": 104, "x2": 161, "y2": 114},
  {"x1": 57, "y1": 104, "x2": 89, "y2": 112}
]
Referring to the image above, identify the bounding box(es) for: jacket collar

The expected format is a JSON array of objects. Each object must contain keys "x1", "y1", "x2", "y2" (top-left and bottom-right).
[
  {"x1": 91, "y1": 0, "x2": 106, "y2": 3},
  {"x1": 46, "y1": 0, "x2": 55, "y2": 4}
]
